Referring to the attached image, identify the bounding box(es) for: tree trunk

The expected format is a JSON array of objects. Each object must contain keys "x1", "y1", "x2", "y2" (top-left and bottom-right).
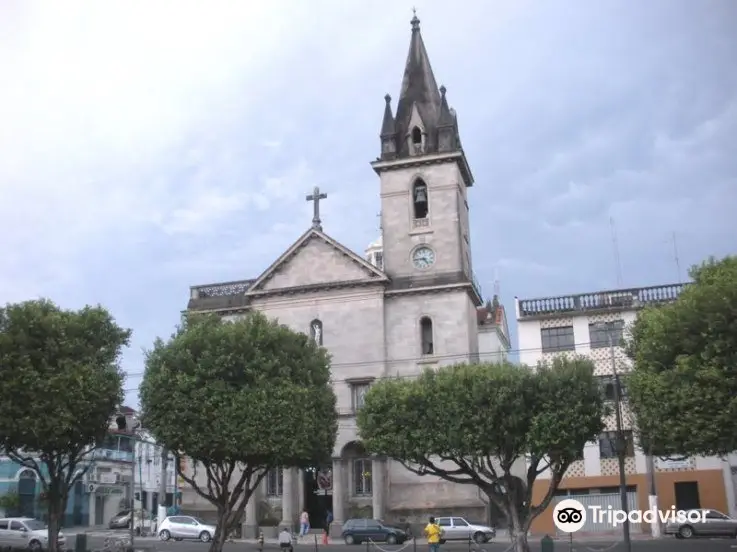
[
  {"x1": 507, "y1": 503, "x2": 532, "y2": 552},
  {"x1": 47, "y1": 505, "x2": 62, "y2": 552},
  {"x1": 509, "y1": 527, "x2": 531, "y2": 552},
  {"x1": 207, "y1": 510, "x2": 230, "y2": 552}
]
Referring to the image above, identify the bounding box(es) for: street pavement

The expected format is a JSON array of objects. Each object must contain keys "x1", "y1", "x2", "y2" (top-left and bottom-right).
[{"x1": 75, "y1": 532, "x2": 737, "y2": 552}]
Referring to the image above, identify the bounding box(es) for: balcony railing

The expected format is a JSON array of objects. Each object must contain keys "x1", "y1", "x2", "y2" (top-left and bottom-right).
[
  {"x1": 517, "y1": 283, "x2": 687, "y2": 318},
  {"x1": 90, "y1": 449, "x2": 133, "y2": 462},
  {"x1": 190, "y1": 279, "x2": 255, "y2": 299}
]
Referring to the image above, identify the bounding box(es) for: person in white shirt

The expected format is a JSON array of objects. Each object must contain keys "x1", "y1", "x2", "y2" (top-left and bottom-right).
[{"x1": 279, "y1": 528, "x2": 293, "y2": 552}]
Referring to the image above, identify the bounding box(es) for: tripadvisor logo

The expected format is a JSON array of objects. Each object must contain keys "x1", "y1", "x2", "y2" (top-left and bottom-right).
[{"x1": 553, "y1": 498, "x2": 706, "y2": 532}]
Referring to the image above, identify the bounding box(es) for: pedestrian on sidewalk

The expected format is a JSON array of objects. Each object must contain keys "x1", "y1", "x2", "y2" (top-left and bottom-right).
[
  {"x1": 279, "y1": 528, "x2": 294, "y2": 552},
  {"x1": 323, "y1": 510, "x2": 333, "y2": 544},
  {"x1": 299, "y1": 510, "x2": 310, "y2": 537},
  {"x1": 424, "y1": 517, "x2": 443, "y2": 552}
]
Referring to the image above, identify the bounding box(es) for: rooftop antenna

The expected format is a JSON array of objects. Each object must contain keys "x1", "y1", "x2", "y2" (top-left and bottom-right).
[
  {"x1": 610, "y1": 217, "x2": 623, "y2": 287},
  {"x1": 672, "y1": 231, "x2": 682, "y2": 282},
  {"x1": 493, "y1": 266, "x2": 500, "y2": 297}
]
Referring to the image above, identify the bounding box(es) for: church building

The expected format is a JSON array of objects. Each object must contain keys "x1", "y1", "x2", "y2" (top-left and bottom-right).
[{"x1": 184, "y1": 13, "x2": 509, "y2": 534}]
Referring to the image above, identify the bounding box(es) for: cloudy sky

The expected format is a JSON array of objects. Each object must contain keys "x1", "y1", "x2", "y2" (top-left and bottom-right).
[{"x1": 1, "y1": 0, "x2": 735, "y2": 406}]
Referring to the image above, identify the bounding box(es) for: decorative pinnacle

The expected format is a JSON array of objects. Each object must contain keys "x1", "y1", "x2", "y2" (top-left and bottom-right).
[
  {"x1": 411, "y1": 7, "x2": 420, "y2": 30},
  {"x1": 384, "y1": 93, "x2": 391, "y2": 103},
  {"x1": 439, "y1": 85, "x2": 446, "y2": 96}
]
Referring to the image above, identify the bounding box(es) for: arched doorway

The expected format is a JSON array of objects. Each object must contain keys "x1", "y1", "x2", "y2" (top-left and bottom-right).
[
  {"x1": 17, "y1": 469, "x2": 37, "y2": 518},
  {"x1": 303, "y1": 464, "x2": 333, "y2": 530}
]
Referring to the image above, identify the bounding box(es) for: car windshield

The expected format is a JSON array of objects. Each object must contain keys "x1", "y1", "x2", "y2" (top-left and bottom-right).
[{"x1": 24, "y1": 520, "x2": 47, "y2": 531}]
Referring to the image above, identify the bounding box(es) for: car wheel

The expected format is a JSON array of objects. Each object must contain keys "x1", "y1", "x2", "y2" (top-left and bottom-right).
[
  {"x1": 345, "y1": 535, "x2": 355, "y2": 545},
  {"x1": 678, "y1": 525, "x2": 694, "y2": 539},
  {"x1": 200, "y1": 531, "x2": 212, "y2": 543},
  {"x1": 473, "y1": 532, "x2": 486, "y2": 544},
  {"x1": 159, "y1": 530, "x2": 171, "y2": 541},
  {"x1": 28, "y1": 540, "x2": 42, "y2": 552},
  {"x1": 386, "y1": 534, "x2": 397, "y2": 545}
]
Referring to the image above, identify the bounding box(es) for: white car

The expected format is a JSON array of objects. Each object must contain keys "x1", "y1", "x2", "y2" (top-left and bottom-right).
[
  {"x1": 158, "y1": 515, "x2": 216, "y2": 542},
  {"x1": 435, "y1": 516, "x2": 496, "y2": 544},
  {"x1": 0, "y1": 517, "x2": 67, "y2": 551}
]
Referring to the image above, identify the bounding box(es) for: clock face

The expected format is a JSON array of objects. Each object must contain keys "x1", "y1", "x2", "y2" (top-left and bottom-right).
[{"x1": 412, "y1": 246, "x2": 435, "y2": 269}]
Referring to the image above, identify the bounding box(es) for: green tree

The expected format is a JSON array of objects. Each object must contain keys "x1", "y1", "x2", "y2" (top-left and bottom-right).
[
  {"x1": 140, "y1": 312, "x2": 337, "y2": 552},
  {"x1": 0, "y1": 299, "x2": 130, "y2": 552},
  {"x1": 357, "y1": 358, "x2": 605, "y2": 552},
  {"x1": 626, "y1": 255, "x2": 737, "y2": 458}
]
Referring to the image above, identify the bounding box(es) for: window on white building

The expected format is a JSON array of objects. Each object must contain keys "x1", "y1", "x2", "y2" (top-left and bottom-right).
[
  {"x1": 589, "y1": 320, "x2": 625, "y2": 349},
  {"x1": 596, "y1": 375, "x2": 627, "y2": 401},
  {"x1": 266, "y1": 468, "x2": 283, "y2": 497},
  {"x1": 352, "y1": 383, "x2": 370, "y2": 411},
  {"x1": 599, "y1": 430, "x2": 634, "y2": 458},
  {"x1": 540, "y1": 326, "x2": 575, "y2": 352},
  {"x1": 353, "y1": 459, "x2": 372, "y2": 496}
]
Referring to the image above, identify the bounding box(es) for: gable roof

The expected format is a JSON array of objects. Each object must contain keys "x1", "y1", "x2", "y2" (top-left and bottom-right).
[{"x1": 246, "y1": 227, "x2": 388, "y2": 295}]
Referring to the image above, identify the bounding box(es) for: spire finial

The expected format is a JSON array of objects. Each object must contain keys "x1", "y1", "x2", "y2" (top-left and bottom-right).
[
  {"x1": 411, "y1": 7, "x2": 420, "y2": 31},
  {"x1": 439, "y1": 85, "x2": 446, "y2": 97},
  {"x1": 384, "y1": 93, "x2": 391, "y2": 104}
]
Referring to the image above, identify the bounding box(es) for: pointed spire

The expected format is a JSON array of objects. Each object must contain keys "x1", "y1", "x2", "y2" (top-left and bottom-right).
[
  {"x1": 393, "y1": 9, "x2": 442, "y2": 156},
  {"x1": 437, "y1": 85, "x2": 453, "y2": 127},
  {"x1": 380, "y1": 94, "x2": 396, "y2": 137}
]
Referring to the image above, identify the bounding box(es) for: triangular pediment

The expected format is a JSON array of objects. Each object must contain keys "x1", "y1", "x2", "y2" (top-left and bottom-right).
[{"x1": 246, "y1": 228, "x2": 388, "y2": 295}]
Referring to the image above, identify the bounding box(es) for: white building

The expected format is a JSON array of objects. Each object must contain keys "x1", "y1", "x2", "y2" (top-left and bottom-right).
[
  {"x1": 515, "y1": 282, "x2": 735, "y2": 534},
  {"x1": 133, "y1": 431, "x2": 176, "y2": 516}
]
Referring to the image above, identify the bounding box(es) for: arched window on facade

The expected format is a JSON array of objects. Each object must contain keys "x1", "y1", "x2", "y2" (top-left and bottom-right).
[
  {"x1": 420, "y1": 316, "x2": 434, "y2": 355},
  {"x1": 17, "y1": 469, "x2": 37, "y2": 518},
  {"x1": 412, "y1": 180, "x2": 428, "y2": 220}
]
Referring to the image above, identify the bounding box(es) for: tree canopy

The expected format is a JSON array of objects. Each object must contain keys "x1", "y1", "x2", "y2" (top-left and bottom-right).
[
  {"x1": 0, "y1": 299, "x2": 129, "y2": 552},
  {"x1": 140, "y1": 312, "x2": 337, "y2": 552},
  {"x1": 626, "y1": 255, "x2": 737, "y2": 458},
  {"x1": 357, "y1": 358, "x2": 605, "y2": 552}
]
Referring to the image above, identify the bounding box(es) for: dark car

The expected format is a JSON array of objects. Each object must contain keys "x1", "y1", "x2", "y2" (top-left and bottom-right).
[
  {"x1": 108, "y1": 510, "x2": 132, "y2": 529},
  {"x1": 342, "y1": 519, "x2": 408, "y2": 545}
]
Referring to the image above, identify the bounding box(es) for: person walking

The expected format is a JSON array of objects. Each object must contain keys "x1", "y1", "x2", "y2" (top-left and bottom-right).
[
  {"x1": 424, "y1": 517, "x2": 443, "y2": 552},
  {"x1": 299, "y1": 510, "x2": 310, "y2": 537}
]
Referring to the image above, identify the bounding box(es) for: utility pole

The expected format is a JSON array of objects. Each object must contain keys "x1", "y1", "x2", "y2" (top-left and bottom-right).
[
  {"x1": 608, "y1": 330, "x2": 631, "y2": 552},
  {"x1": 130, "y1": 444, "x2": 136, "y2": 547},
  {"x1": 158, "y1": 447, "x2": 169, "y2": 524}
]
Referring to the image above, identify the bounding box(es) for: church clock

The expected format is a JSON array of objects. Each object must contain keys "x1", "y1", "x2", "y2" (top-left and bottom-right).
[{"x1": 412, "y1": 246, "x2": 435, "y2": 269}]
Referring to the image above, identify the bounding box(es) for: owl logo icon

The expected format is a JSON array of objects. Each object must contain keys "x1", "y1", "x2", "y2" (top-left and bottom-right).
[{"x1": 553, "y1": 499, "x2": 586, "y2": 532}]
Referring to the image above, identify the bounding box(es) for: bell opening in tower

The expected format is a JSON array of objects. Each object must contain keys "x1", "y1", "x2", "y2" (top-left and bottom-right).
[{"x1": 412, "y1": 180, "x2": 428, "y2": 219}]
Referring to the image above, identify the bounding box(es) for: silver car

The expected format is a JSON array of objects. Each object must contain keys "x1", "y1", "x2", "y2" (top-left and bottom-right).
[
  {"x1": 0, "y1": 518, "x2": 67, "y2": 551},
  {"x1": 435, "y1": 516, "x2": 495, "y2": 544},
  {"x1": 665, "y1": 508, "x2": 737, "y2": 539},
  {"x1": 158, "y1": 515, "x2": 216, "y2": 542}
]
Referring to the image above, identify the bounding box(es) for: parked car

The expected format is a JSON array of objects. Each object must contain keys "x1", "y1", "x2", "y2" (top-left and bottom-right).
[
  {"x1": 435, "y1": 516, "x2": 495, "y2": 544},
  {"x1": 341, "y1": 519, "x2": 409, "y2": 545},
  {"x1": 158, "y1": 515, "x2": 216, "y2": 543},
  {"x1": 0, "y1": 517, "x2": 67, "y2": 551},
  {"x1": 108, "y1": 509, "x2": 152, "y2": 533},
  {"x1": 665, "y1": 509, "x2": 737, "y2": 539}
]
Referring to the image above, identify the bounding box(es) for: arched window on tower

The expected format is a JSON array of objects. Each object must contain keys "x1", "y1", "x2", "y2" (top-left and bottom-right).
[
  {"x1": 412, "y1": 180, "x2": 428, "y2": 220},
  {"x1": 420, "y1": 316, "x2": 434, "y2": 355},
  {"x1": 411, "y1": 126, "x2": 424, "y2": 154}
]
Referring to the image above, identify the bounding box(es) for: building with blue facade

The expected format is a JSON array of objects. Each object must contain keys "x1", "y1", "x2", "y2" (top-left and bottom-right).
[{"x1": 0, "y1": 408, "x2": 141, "y2": 528}]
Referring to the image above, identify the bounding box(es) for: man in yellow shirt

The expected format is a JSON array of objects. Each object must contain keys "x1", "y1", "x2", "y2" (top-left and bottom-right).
[{"x1": 424, "y1": 517, "x2": 443, "y2": 552}]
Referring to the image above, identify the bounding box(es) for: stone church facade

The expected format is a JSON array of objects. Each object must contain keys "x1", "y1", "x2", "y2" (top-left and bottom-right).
[{"x1": 183, "y1": 13, "x2": 509, "y2": 536}]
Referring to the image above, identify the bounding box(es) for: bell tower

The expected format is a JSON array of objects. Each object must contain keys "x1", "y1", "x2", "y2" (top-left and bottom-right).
[{"x1": 371, "y1": 11, "x2": 479, "y2": 306}]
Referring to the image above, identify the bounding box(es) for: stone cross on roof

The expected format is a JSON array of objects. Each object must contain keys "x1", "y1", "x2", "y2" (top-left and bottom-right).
[{"x1": 306, "y1": 186, "x2": 327, "y2": 231}]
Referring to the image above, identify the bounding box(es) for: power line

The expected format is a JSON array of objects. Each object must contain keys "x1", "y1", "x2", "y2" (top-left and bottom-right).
[
  {"x1": 122, "y1": 339, "x2": 625, "y2": 392},
  {"x1": 123, "y1": 341, "x2": 603, "y2": 379}
]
